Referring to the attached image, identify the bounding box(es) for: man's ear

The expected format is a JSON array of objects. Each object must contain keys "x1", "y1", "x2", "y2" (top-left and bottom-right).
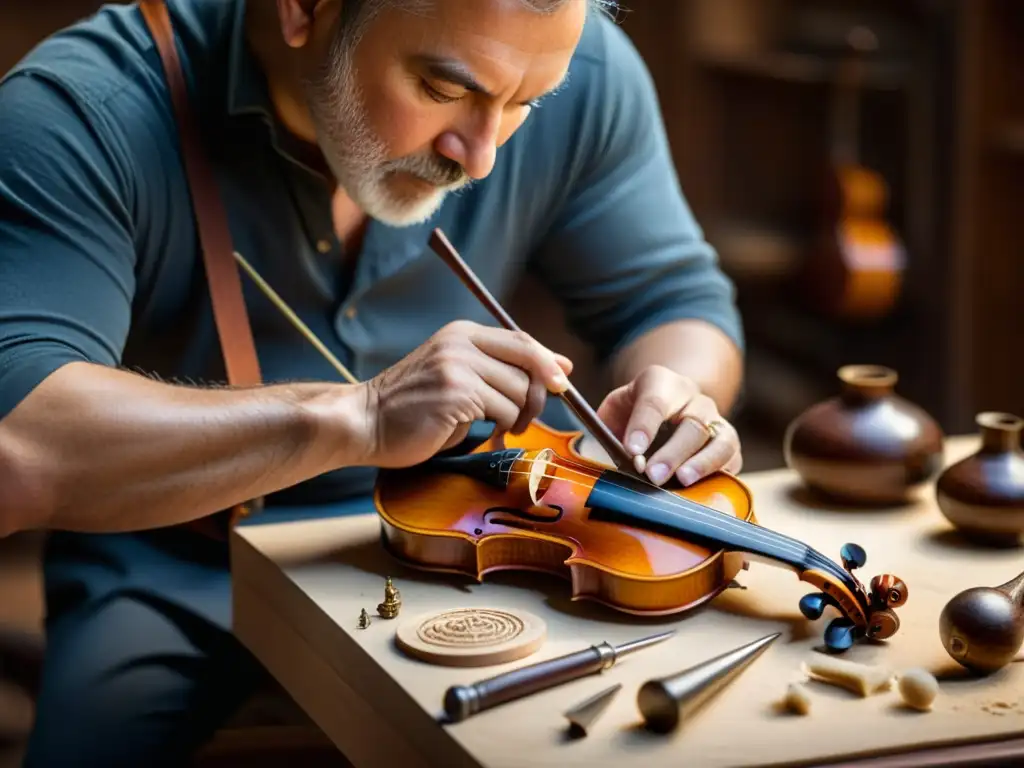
[{"x1": 275, "y1": 0, "x2": 322, "y2": 48}]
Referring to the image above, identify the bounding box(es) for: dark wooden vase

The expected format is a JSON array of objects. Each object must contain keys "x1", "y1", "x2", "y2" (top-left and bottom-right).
[
  {"x1": 935, "y1": 412, "x2": 1024, "y2": 546},
  {"x1": 783, "y1": 365, "x2": 944, "y2": 504}
]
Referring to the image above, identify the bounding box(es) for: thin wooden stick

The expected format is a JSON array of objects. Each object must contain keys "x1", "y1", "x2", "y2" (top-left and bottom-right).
[
  {"x1": 232, "y1": 251, "x2": 358, "y2": 385},
  {"x1": 428, "y1": 228, "x2": 643, "y2": 478}
]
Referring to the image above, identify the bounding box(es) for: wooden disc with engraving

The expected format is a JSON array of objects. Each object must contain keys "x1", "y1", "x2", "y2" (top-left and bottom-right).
[{"x1": 395, "y1": 607, "x2": 547, "y2": 667}]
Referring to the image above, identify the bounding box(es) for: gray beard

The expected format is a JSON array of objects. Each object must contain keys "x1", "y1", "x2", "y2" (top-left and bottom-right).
[{"x1": 304, "y1": 39, "x2": 471, "y2": 227}]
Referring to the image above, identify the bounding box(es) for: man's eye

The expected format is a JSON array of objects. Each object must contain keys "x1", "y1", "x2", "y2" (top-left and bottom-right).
[{"x1": 422, "y1": 81, "x2": 460, "y2": 104}]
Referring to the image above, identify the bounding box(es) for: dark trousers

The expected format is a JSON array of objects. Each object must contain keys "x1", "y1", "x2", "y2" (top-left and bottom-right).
[{"x1": 21, "y1": 498, "x2": 373, "y2": 767}]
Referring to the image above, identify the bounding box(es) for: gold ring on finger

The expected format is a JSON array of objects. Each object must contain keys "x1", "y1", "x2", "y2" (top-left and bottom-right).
[
  {"x1": 705, "y1": 418, "x2": 725, "y2": 439},
  {"x1": 676, "y1": 413, "x2": 719, "y2": 440}
]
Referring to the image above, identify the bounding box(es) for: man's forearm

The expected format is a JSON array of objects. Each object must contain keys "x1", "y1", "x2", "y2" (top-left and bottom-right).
[
  {"x1": 0, "y1": 361, "x2": 368, "y2": 535},
  {"x1": 609, "y1": 319, "x2": 744, "y2": 414}
]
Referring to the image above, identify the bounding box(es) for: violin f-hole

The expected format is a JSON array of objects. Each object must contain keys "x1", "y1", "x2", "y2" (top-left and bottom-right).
[{"x1": 484, "y1": 504, "x2": 564, "y2": 527}]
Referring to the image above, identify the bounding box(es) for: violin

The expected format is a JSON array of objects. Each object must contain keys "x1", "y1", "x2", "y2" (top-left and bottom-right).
[
  {"x1": 802, "y1": 25, "x2": 905, "y2": 322},
  {"x1": 375, "y1": 418, "x2": 906, "y2": 652},
  {"x1": 371, "y1": 230, "x2": 908, "y2": 653},
  {"x1": 231, "y1": 230, "x2": 909, "y2": 654}
]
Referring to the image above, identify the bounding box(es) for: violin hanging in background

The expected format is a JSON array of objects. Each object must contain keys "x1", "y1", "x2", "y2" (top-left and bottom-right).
[
  {"x1": 370, "y1": 229, "x2": 909, "y2": 654},
  {"x1": 801, "y1": 24, "x2": 906, "y2": 322}
]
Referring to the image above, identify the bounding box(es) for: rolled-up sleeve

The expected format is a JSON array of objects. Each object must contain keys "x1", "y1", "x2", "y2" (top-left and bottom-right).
[
  {"x1": 529, "y1": 20, "x2": 743, "y2": 364},
  {"x1": 0, "y1": 73, "x2": 137, "y2": 421}
]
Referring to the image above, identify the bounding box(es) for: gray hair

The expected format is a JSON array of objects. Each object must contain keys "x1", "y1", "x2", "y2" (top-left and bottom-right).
[{"x1": 335, "y1": 0, "x2": 619, "y2": 51}]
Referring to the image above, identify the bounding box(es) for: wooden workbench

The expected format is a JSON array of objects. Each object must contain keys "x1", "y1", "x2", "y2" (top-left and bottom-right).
[{"x1": 230, "y1": 434, "x2": 1024, "y2": 767}]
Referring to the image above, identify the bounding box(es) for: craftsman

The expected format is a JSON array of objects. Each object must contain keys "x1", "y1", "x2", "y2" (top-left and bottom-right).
[{"x1": 0, "y1": 0, "x2": 744, "y2": 763}]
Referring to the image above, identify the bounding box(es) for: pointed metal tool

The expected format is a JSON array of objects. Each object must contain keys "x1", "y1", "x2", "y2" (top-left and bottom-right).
[
  {"x1": 443, "y1": 629, "x2": 675, "y2": 723},
  {"x1": 564, "y1": 683, "x2": 622, "y2": 737},
  {"x1": 637, "y1": 631, "x2": 782, "y2": 733}
]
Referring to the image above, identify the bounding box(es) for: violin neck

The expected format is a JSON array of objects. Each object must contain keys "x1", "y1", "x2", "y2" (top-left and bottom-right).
[{"x1": 585, "y1": 473, "x2": 849, "y2": 585}]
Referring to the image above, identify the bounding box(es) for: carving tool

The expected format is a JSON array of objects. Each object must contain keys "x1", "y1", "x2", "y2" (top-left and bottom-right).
[
  {"x1": 637, "y1": 631, "x2": 781, "y2": 733},
  {"x1": 442, "y1": 629, "x2": 675, "y2": 723},
  {"x1": 564, "y1": 683, "x2": 622, "y2": 737}
]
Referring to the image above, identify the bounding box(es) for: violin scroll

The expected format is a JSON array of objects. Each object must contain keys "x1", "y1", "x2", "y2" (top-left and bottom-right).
[
  {"x1": 869, "y1": 573, "x2": 909, "y2": 609},
  {"x1": 797, "y1": 542, "x2": 908, "y2": 652}
]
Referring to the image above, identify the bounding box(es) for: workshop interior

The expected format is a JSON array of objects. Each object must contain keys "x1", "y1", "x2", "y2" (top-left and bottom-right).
[{"x1": 2, "y1": 0, "x2": 1022, "y2": 766}]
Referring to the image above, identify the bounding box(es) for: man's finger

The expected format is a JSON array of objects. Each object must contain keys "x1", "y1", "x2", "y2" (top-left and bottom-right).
[
  {"x1": 642, "y1": 397, "x2": 718, "y2": 485},
  {"x1": 469, "y1": 327, "x2": 570, "y2": 394},
  {"x1": 676, "y1": 428, "x2": 739, "y2": 486},
  {"x1": 476, "y1": 381, "x2": 529, "y2": 435},
  {"x1": 554, "y1": 353, "x2": 574, "y2": 375},
  {"x1": 621, "y1": 370, "x2": 688, "y2": 457},
  {"x1": 510, "y1": 377, "x2": 549, "y2": 435},
  {"x1": 723, "y1": 451, "x2": 743, "y2": 475},
  {"x1": 595, "y1": 384, "x2": 634, "y2": 441},
  {"x1": 472, "y1": 353, "x2": 532, "y2": 410}
]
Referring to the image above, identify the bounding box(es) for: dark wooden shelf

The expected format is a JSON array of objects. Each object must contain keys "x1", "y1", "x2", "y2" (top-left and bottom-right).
[
  {"x1": 618, "y1": 0, "x2": 1018, "y2": 436},
  {"x1": 991, "y1": 122, "x2": 1024, "y2": 155},
  {"x1": 694, "y1": 48, "x2": 911, "y2": 90},
  {"x1": 739, "y1": 346, "x2": 836, "y2": 424},
  {"x1": 708, "y1": 221, "x2": 805, "y2": 284}
]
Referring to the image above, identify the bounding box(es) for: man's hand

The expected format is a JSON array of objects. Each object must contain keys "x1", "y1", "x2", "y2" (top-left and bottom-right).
[
  {"x1": 359, "y1": 321, "x2": 573, "y2": 468},
  {"x1": 596, "y1": 365, "x2": 742, "y2": 487}
]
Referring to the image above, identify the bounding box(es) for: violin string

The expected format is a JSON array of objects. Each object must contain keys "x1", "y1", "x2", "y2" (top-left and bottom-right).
[
  {"x1": 494, "y1": 456, "x2": 861, "y2": 598},
  {"x1": 506, "y1": 452, "x2": 847, "y2": 580},
  {"x1": 496, "y1": 461, "x2": 810, "y2": 562},
  {"x1": 500, "y1": 464, "x2": 864, "y2": 616}
]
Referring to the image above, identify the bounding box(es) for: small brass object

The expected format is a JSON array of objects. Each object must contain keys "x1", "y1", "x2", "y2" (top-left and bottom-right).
[
  {"x1": 378, "y1": 576, "x2": 401, "y2": 619},
  {"x1": 358, "y1": 608, "x2": 371, "y2": 629}
]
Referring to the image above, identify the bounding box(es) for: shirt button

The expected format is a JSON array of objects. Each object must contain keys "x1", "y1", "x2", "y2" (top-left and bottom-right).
[
  {"x1": 316, "y1": 238, "x2": 332, "y2": 254},
  {"x1": 344, "y1": 306, "x2": 357, "y2": 319}
]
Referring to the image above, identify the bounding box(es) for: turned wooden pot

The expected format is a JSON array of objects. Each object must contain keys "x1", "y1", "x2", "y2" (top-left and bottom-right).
[
  {"x1": 936, "y1": 412, "x2": 1024, "y2": 545},
  {"x1": 783, "y1": 365, "x2": 944, "y2": 504}
]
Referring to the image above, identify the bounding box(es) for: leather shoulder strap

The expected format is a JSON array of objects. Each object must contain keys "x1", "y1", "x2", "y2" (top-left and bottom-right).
[{"x1": 139, "y1": 0, "x2": 262, "y2": 387}]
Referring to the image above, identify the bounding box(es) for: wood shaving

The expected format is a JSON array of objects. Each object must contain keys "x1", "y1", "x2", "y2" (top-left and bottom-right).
[
  {"x1": 802, "y1": 655, "x2": 893, "y2": 697},
  {"x1": 981, "y1": 700, "x2": 1020, "y2": 716},
  {"x1": 783, "y1": 682, "x2": 812, "y2": 715}
]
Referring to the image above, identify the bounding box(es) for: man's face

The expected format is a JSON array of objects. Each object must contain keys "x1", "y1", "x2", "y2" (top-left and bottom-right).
[{"x1": 297, "y1": 0, "x2": 587, "y2": 226}]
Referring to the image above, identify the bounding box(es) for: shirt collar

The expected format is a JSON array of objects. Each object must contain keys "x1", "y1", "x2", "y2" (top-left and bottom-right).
[
  {"x1": 224, "y1": 0, "x2": 333, "y2": 180},
  {"x1": 225, "y1": 0, "x2": 271, "y2": 118}
]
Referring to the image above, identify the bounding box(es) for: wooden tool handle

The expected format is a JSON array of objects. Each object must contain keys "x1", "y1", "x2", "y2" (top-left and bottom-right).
[
  {"x1": 428, "y1": 229, "x2": 640, "y2": 477},
  {"x1": 443, "y1": 647, "x2": 605, "y2": 722}
]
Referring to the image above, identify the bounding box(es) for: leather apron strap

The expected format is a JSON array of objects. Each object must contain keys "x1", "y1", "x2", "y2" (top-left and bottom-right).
[{"x1": 139, "y1": 0, "x2": 265, "y2": 537}]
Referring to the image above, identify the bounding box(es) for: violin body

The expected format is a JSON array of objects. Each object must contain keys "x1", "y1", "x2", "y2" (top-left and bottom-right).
[
  {"x1": 375, "y1": 420, "x2": 754, "y2": 616},
  {"x1": 374, "y1": 420, "x2": 908, "y2": 652}
]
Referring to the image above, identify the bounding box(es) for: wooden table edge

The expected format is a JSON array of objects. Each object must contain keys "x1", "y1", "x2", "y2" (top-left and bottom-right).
[
  {"x1": 230, "y1": 528, "x2": 483, "y2": 768},
  {"x1": 803, "y1": 733, "x2": 1024, "y2": 767}
]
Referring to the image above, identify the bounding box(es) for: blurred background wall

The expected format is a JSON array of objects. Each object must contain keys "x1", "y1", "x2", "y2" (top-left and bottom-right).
[{"x1": 2, "y1": 0, "x2": 1022, "y2": 764}]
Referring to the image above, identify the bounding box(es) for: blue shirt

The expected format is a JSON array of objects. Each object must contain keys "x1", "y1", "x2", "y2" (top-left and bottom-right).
[{"x1": 0, "y1": 0, "x2": 742, "y2": 501}]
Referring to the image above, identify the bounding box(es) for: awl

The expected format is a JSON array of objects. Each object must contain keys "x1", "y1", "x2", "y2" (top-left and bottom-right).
[{"x1": 443, "y1": 629, "x2": 675, "y2": 722}]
